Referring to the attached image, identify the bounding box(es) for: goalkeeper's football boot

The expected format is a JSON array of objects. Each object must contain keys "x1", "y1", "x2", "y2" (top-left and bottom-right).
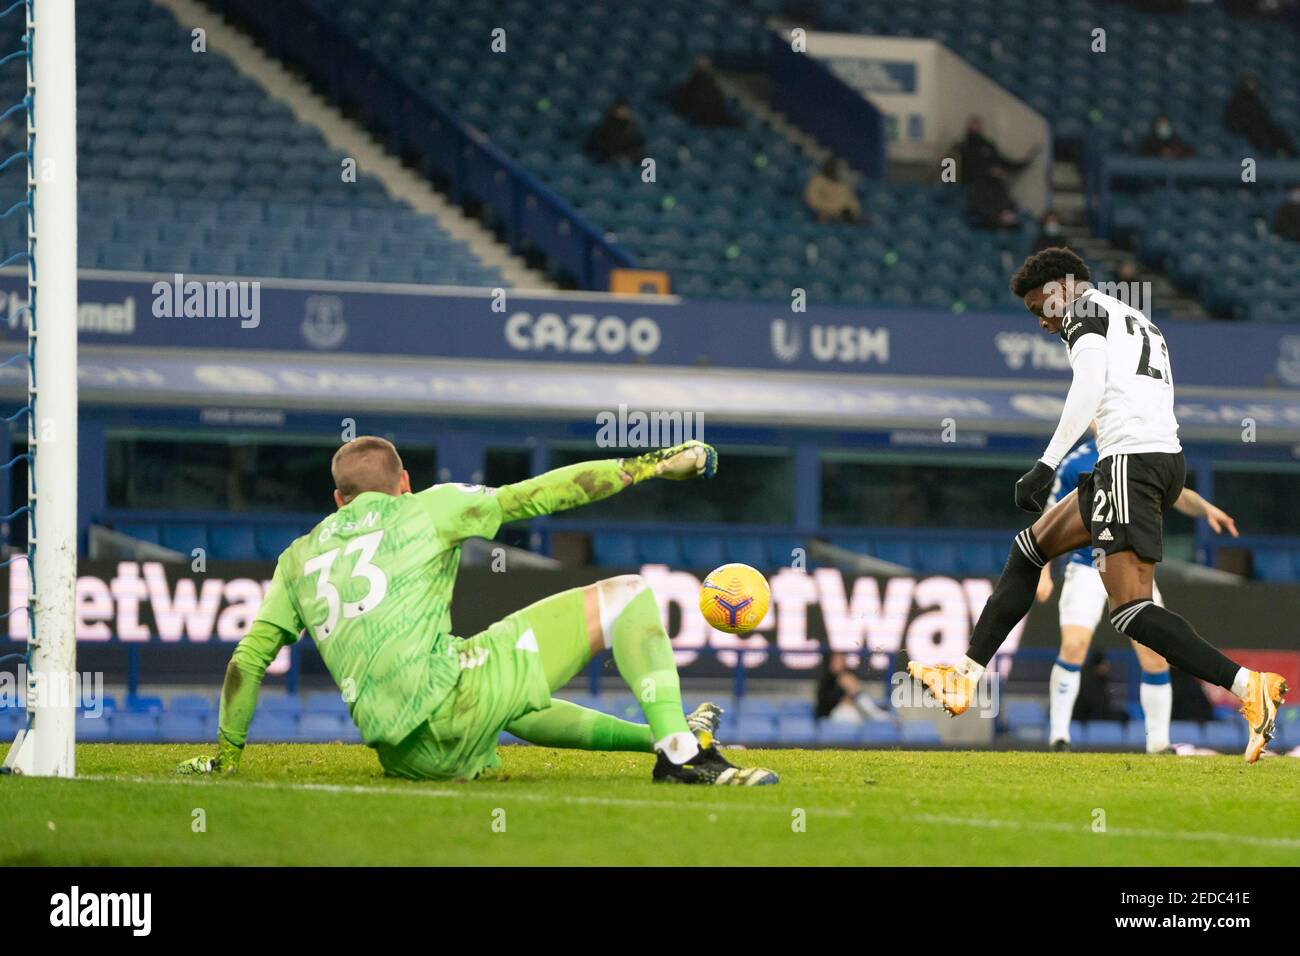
[
  {"x1": 906, "y1": 661, "x2": 977, "y2": 716},
  {"x1": 652, "y1": 744, "x2": 778, "y2": 785},
  {"x1": 1241, "y1": 671, "x2": 1289, "y2": 764},
  {"x1": 686, "y1": 701, "x2": 724, "y2": 748}
]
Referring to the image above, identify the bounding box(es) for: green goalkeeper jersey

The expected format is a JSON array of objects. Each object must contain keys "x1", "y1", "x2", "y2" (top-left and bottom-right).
[
  {"x1": 254, "y1": 484, "x2": 504, "y2": 747},
  {"x1": 217, "y1": 458, "x2": 635, "y2": 757}
]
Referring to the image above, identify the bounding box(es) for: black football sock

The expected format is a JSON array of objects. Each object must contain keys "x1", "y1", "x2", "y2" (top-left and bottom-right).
[
  {"x1": 1111, "y1": 600, "x2": 1240, "y2": 690},
  {"x1": 967, "y1": 528, "x2": 1046, "y2": 667}
]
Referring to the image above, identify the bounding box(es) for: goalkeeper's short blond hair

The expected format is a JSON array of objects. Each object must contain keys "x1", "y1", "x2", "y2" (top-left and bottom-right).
[{"x1": 331, "y1": 436, "x2": 404, "y2": 503}]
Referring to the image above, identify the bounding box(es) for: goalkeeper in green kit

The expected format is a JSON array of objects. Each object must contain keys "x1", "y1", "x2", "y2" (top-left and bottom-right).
[{"x1": 177, "y1": 436, "x2": 777, "y2": 785}]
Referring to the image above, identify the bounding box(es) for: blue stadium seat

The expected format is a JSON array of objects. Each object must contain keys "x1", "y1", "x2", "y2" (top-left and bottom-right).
[
  {"x1": 1273, "y1": 712, "x2": 1298, "y2": 750},
  {"x1": 76, "y1": 712, "x2": 112, "y2": 742},
  {"x1": 735, "y1": 715, "x2": 778, "y2": 744},
  {"x1": 766, "y1": 536, "x2": 804, "y2": 568},
  {"x1": 777, "y1": 715, "x2": 818, "y2": 744},
  {"x1": 1003, "y1": 700, "x2": 1045, "y2": 730},
  {"x1": 169, "y1": 695, "x2": 214, "y2": 715},
  {"x1": 298, "y1": 713, "x2": 347, "y2": 742},
  {"x1": 161, "y1": 523, "x2": 208, "y2": 556},
  {"x1": 859, "y1": 721, "x2": 903, "y2": 744},
  {"x1": 114, "y1": 522, "x2": 161, "y2": 545},
  {"x1": 161, "y1": 712, "x2": 211, "y2": 742},
  {"x1": 914, "y1": 542, "x2": 960, "y2": 574},
  {"x1": 736, "y1": 697, "x2": 777, "y2": 721},
  {"x1": 1068, "y1": 720, "x2": 1087, "y2": 744},
  {"x1": 255, "y1": 525, "x2": 303, "y2": 561},
  {"x1": 1203, "y1": 720, "x2": 1245, "y2": 750},
  {"x1": 775, "y1": 698, "x2": 814, "y2": 719},
  {"x1": 680, "y1": 536, "x2": 725, "y2": 570},
  {"x1": 872, "y1": 539, "x2": 915, "y2": 568},
  {"x1": 637, "y1": 534, "x2": 683, "y2": 566},
  {"x1": 1084, "y1": 722, "x2": 1125, "y2": 745},
  {"x1": 126, "y1": 695, "x2": 163, "y2": 714},
  {"x1": 248, "y1": 711, "x2": 298, "y2": 742},
  {"x1": 259, "y1": 695, "x2": 303, "y2": 717},
  {"x1": 209, "y1": 525, "x2": 259, "y2": 560},
  {"x1": 817, "y1": 720, "x2": 862, "y2": 745},
  {"x1": 900, "y1": 721, "x2": 941, "y2": 745},
  {"x1": 1253, "y1": 550, "x2": 1296, "y2": 582},
  {"x1": 958, "y1": 542, "x2": 1003, "y2": 575},
  {"x1": 304, "y1": 691, "x2": 349, "y2": 715},
  {"x1": 722, "y1": 537, "x2": 766, "y2": 568},
  {"x1": 1169, "y1": 720, "x2": 1205, "y2": 746},
  {"x1": 112, "y1": 712, "x2": 160, "y2": 742},
  {"x1": 591, "y1": 533, "x2": 638, "y2": 568}
]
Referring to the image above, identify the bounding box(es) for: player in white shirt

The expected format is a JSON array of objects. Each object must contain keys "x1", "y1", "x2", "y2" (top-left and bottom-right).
[
  {"x1": 908, "y1": 247, "x2": 1288, "y2": 763},
  {"x1": 1036, "y1": 426, "x2": 1240, "y2": 752}
]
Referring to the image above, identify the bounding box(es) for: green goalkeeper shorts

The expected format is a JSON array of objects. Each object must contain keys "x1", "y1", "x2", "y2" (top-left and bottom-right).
[{"x1": 374, "y1": 612, "x2": 554, "y2": 782}]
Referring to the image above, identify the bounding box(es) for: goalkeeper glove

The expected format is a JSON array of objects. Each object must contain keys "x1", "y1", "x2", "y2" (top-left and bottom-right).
[
  {"x1": 621, "y1": 440, "x2": 717, "y2": 484},
  {"x1": 1014, "y1": 460, "x2": 1056, "y2": 513}
]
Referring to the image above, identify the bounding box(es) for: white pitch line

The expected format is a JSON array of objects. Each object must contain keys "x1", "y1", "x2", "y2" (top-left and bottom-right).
[
  {"x1": 43, "y1": 777, "x2": 1298, "y2": 848},
  {"x1": 75, "y1": 774, "x2": 853, "y2": 817},
  {"x1": 909, "y1": 813, "x2": 1300, "y2": 850}
]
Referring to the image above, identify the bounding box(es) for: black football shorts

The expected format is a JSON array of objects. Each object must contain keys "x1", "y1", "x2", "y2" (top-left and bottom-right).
[{"x1": 1075, "y1": 451, "x2": 1186, "y2": 563}]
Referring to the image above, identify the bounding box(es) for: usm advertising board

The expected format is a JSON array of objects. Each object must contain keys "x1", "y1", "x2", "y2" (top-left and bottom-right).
[
  {"x1": 2, "y1": 271, "x2": 1300, "y2": 389},
  {"x1": 0, "y1": 561, "x2": 1296, "y2": 686}
]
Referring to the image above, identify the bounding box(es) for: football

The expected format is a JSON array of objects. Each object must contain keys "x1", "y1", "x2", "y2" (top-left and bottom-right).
[{"x1": 698, "y1": 563, "x2": 771, "y2": 634}]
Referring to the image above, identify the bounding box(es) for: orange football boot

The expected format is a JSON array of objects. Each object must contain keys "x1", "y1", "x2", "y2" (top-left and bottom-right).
[
  {"x1": 1240, "y1": 671, "x2": 1289, "y2": 764},
  {"x1": 906, "y1": 662, "x2": 977, "y2": 717}
]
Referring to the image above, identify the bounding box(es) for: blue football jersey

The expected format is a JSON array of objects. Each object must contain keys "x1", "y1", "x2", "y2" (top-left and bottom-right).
[{"x1": 1052, "y1": 439, "x2": 1098, "y2": 567}]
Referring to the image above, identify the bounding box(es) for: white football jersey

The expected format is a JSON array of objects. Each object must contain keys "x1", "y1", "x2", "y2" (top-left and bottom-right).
[{"x1": 1059, "y1": 288, "x2": 1181, "y2": 460}]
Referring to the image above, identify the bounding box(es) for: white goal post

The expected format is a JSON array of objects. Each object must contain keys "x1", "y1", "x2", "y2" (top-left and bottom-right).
[{"x1": 3, "y1": 0, "x2": 78, "y2": 777}]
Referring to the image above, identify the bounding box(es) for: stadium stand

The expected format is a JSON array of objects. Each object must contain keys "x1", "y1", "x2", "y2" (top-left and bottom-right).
[
  {"x1": 0, "y1": 0, "x2": 506, "y2": 286},
  {"x1": 766, "y1": 0, "x2": 1300, "y2": 156},
  {"x1": 753, "y1": 0, "x2": 1300, "y2": 322},
  {"x1": 305, "y1": 0, "x2": 1031, "y2": 310},
  {"x1": 63, "y1": 686, "x2": 1260, "y2": 750}
]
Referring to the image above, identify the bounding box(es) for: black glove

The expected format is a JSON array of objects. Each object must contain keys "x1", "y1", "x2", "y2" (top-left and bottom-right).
[{"x1": 1014, "y1": 460, "x2": 1056, "y2": 513}]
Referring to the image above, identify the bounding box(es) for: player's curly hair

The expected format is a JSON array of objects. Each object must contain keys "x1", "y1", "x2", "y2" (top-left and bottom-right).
[{"x1": 1010, "y1": 246, "x2": 1090, "y2": 298}]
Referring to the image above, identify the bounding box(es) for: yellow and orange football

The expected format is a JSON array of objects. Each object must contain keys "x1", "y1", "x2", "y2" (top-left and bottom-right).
[{"x1": 699, "y1": 563, "x2": 770, "y2": 634}]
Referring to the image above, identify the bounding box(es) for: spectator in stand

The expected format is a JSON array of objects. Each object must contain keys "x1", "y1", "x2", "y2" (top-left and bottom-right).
[
  {"x1": 955, "y1": 115, "x2": 1036, "y2": 188},
  {"x1": 585, "y1": 96, "x2": 645, "y2": 164},
  {"x1": 1137, "y1": 114, "x2": 1195, "y2": 159},
  {"x1": 667, "y1": 56, "x2": 741, "y2": 128},
  {"x1": 1273, "y1": 185, "x2": 1300, "y2": 243},
  {"x1": 804, "y1": 158, "x2": 865, "y2": 223},
  {"x1": 1030, "y1": 210, "x2": 1066, "y2": 253},
  {"x1": 1223, "y1": 72, "x2": 1298, "y2": 158},
  {"x1": 815, "y1": 652, "x2": 893, "y2": 723},
  {"x1": 966, "y1": 165, "x2": 1020, "y2": 230}
]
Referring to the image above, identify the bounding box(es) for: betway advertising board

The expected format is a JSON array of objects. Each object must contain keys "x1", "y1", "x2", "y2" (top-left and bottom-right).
[
  {"x1": 0, "y1": 561, "x2": 1295, "y2": 683},
  {"x1": 1, "y1": 271, "x2": 1298, "y2": 390}
]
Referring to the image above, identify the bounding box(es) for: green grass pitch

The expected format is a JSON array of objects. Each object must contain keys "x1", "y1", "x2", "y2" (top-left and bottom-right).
[{"x1": 2, "y1": 744, "x2": 1298, "y2": 865}]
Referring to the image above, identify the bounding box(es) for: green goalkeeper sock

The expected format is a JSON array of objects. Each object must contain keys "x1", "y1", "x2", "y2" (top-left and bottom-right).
[
  {"x1": 606, "y1": 585, "x2": 692, "y2": 750},
  {"x1": 506, "y1": 699, "x2": 653, "y2": 752}
]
